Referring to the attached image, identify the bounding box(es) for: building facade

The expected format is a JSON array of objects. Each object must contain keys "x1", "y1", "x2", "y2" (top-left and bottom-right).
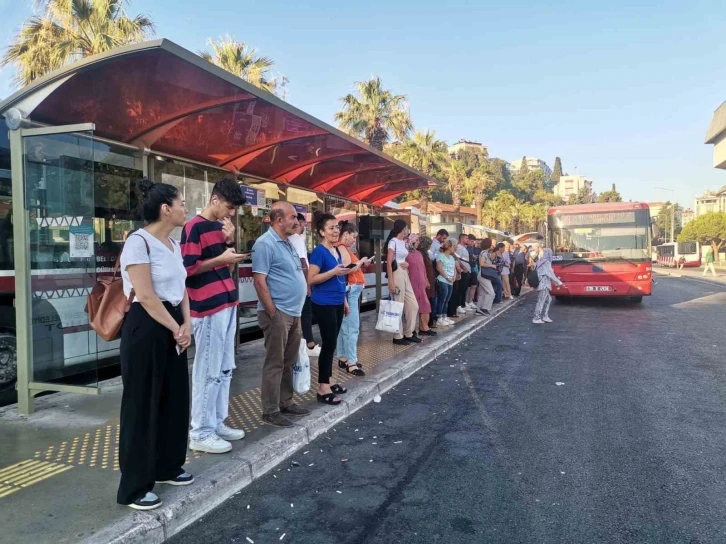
[
  {"x1": 553, "y1": 175, "x2": 593, "y2": 200},
  {"x1": 509, "y1": 156, "x2": 552, "y2": 182},
  {"x1": 448, "y1": 139, "x2": 487, "y2": 157},
  {"x1": 694, "y1": 186, "x2": 726, "y2": 217},
  {"x1": 681, "y1": 208, "x2": 694, "y2": 227}
]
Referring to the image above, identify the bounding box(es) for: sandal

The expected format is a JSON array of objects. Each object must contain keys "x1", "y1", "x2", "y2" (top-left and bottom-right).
[
  {"x1": 331, "y1": 384, "x2": 347, "y2": 395},
  {"x1": 345, "y1": 365, "x2": 365, "y2": 377},
  {"x1": 337, "y1": 359, "x2": 349, "y2": 369},
  {"x1": 317, "y1": 393, "x2": 341, "y2": 405}
]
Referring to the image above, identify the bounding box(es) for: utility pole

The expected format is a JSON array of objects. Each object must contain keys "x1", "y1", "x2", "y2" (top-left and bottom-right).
[{"x1": 655, "y1": 187, "x2": 676, "y2": 243}]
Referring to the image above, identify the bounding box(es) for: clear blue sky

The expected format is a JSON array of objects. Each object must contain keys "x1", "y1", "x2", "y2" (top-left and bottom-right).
[{"x1": 2, "y1": 0, "x2": 725, "y2": 207}]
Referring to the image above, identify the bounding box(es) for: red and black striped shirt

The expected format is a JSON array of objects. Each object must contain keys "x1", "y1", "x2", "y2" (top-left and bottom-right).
[{"x1": 181, "y1": 215, "x2": 238, "y2": 318}]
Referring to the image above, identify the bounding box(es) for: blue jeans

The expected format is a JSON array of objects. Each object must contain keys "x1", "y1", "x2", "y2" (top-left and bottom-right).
[
  {"x1": 492, "y1": 276, "x2": 503, "y2": 303},
  {"x1": 336, "y1": 284, "x2": 363, "y2": 364},
  {"x1": 436, "y1": 280, "x2": 453, "y2": 318},
  {"x1": 190, "y1": 306, "x2": 237, "y2": 441}
]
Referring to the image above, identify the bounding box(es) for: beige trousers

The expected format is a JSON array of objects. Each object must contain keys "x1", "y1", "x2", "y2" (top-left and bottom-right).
[{"x1": 392, "y1": 267, "x2": 419, "y2": 339}]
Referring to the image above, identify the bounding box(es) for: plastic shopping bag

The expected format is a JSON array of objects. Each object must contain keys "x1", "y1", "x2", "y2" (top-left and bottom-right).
[
  {"x1": 375, "y1": 298, "x2": 404, "y2": 334},
  {"x1": 293, "y1": 339, "x2": 311, "y2": 395}
]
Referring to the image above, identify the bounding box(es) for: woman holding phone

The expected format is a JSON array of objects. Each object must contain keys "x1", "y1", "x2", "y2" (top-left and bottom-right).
[
  {"x1": 335, "y1": 221, "x2": 369, "y2": 376},
  {"x1": 308, "y1": 212, "x2": 359, "y2": 405},
  {"x1": 435, "y1": 239, "x2": 457, "y2": 327}
]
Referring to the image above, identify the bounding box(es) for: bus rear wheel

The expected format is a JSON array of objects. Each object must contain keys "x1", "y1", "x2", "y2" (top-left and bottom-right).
[{"x1": 630, "y1": 296, "x2": 643, "y2": 303}]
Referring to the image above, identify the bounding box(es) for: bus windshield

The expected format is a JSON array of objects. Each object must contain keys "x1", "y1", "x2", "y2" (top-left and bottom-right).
[{"x1": 548, "y1": 209, "x2": 651, "y2": 262}]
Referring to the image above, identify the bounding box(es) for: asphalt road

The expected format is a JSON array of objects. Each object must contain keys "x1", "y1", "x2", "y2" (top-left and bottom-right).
[{"x1": 171, "y1": 277, "x2": 726, "y2": 544}]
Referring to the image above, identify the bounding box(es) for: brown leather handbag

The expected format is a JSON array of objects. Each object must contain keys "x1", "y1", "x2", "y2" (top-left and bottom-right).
[{"x1": 85, "y1": 234, "x2": 149, "y2": 342}]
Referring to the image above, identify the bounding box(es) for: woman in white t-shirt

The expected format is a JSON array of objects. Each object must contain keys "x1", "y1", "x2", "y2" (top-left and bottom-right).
[
  {"x1": 116, "y1": 179, "x2": 192, "y2": 512},
  {"x1": 385, "y1": 220, "x2": 419, "y2": 345}
]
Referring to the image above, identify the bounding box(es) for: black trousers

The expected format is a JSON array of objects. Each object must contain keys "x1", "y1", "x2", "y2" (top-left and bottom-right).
[
  {"x1": 117, "y1": 302, "x2": 189, "y2": 505},
  {"x1": 311, "y1": 302, "x2": 344, "y2": 384},
  {"x1": 448, "y1": 272, "x2": 471, "y2": 315},
  {"x1": 512, "y1": 264, "x2": 525, "y2": 296},
  {"x1": 301, "y1": 296, "x2": 314, "y2": 346}
]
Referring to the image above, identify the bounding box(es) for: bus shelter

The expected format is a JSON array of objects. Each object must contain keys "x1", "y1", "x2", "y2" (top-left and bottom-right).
[{"x1": 0, "y1": 39, "x2": 434, "y2": 414}]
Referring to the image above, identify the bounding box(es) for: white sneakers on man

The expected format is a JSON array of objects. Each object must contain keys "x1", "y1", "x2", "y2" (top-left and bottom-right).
[
  {"x1": 437, "y1": 318, "x2": 452, "y2": 327},
  {"x1": 217, "y1": 423, "x2": 245, "y2": 441},
  {"x1": 467, "y1": 302, "x2": 477, "y2": 311},
  {"x1": 456, "y1": 306, "x2": 467, "y2": 315},
  {"x1": 532, "y1": 319, "x2": 545, "y2": 324},
  {"x1": 542, "y1": 317, "x2": 553, "y2": 323},
  {"x1": 189, "y1": 433, "x2": 233, "y2": 454}
]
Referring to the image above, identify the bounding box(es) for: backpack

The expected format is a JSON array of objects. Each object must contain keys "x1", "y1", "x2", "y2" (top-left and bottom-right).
[
  {"x1": 85, "y1": 233, "x2": 149, "y2": 342},
  {"x1": 527, "y1": 268, "x2": 540, "y2": 289}
]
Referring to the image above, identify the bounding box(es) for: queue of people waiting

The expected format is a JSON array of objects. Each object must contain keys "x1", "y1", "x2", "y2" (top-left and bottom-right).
[
  {"x1": 384, "y1": 224, "x2": 539, "y2": 344},
  {"x1": 113, "y1": 177, "x2": 550, "y2": 512}
]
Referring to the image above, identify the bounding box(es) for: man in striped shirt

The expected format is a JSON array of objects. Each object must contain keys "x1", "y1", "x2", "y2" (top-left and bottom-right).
[{"x1": 181, "y1": 178, "x2": 248, "y2": 454}]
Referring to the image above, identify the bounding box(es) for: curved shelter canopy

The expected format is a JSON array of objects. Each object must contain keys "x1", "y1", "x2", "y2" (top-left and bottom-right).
[{"x1": 0, "y1": 39, "x2": 434, "y2": 205}]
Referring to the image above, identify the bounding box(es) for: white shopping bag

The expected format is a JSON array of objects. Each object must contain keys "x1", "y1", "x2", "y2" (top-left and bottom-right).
[
  {"x1": 375, "y1": 298, "x2": 404, "y2": 334},
  {"x1": 293, "y1": 339, "x2": 311, "y2": 394}
]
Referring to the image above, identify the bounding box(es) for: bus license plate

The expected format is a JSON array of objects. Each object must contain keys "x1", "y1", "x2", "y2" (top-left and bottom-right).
[{"x1": 585, "y1": 286, "x2": 611, "y2": 292}]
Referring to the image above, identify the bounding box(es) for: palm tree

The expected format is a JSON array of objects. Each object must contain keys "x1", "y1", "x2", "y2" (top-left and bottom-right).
[
  {"x1": 447, "y1": 161, "x2": 467, "y2": 212},
  {"x1": 199, "y1": 36, "x2": 286, "y2": 96},
  {"x1": 391, "y1": 130, "x2": 448, "y2": 214},
  {"x1": 469, "y1": 165, "x2": 495, "y2": 225},
  {"x1": 2, "y1": 0, "x2": 155, "y2": 87},
  {"x1": 510, "y1": 201, "x2": 529, "y2": 235},
  {"x1": 481, "y1": 200, "x2": 501, "y2": 230},
  {"x1": 334, "y1": 76, "x2": 413, "y2": 151}
]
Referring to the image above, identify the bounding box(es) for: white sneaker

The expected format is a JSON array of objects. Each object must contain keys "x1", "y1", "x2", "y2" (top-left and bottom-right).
[
  {"x1": 216, "y1": 423, "x2": 245, "y2": 441},
  {"x1": 456, "y1": 307, "x2": 466, "y2": 315},
  {"x1": 444, "y1": 318, "x2": 455, "y2": 325},
  {"x1": 542, "y1": 317, "x2": 553, "y2": 323},
  {"x1": 468, "y1": 302, "x2": 477, "y2": 310},
  {"x1": 306, "y1": 344, "x2": 321, "y2": 357},
  {"x1": 189, "y1": 433, "x2": 232, "y2": 454},
  {"x1": 436, "y1": 318, "x2": 447, "y2": 327},
  {"x1": 532, "y1": 319, "x2": 545, "y2": 324}
]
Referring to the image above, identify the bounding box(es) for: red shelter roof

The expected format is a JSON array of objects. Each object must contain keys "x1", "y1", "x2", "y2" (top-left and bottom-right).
[{"x1": 0, "y1": 39, "x2": 434, "y2": 205}]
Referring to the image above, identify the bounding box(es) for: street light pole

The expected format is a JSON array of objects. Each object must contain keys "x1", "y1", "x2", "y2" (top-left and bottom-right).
[{"x1": 654, "y1": 187, "x2": 676, "y2": 243}]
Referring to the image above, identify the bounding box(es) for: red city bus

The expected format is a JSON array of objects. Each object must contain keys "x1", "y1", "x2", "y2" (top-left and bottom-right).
[{"x1": 547, "y1": 202, "x2": 653, "y2": 302}]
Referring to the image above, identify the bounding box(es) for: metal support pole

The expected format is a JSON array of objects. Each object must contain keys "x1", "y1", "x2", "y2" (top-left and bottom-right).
[
  {"x1": 670, "y1": 205, "x2": 675, "y2": 243},
  {"x1": 375, "y1": 239, "x2": 382, "y2": 309},
  {"x1": 9, "y1": 128, "x2": 33, "y2": 414}
]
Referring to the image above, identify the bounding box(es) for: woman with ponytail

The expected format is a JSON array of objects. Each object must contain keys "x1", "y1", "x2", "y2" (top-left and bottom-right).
[
  {"x1": 308, "y1": 211, "x2": 358, "y2": 405},
  {"x1": 385, "y1": 220, "x2": 420, "y2": 345},
  {"x1": 117, "y1": 179, "x2": 193, "y2": 511}
]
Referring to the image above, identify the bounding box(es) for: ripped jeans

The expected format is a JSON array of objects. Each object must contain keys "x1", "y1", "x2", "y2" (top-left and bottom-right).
[{"x1": 190, "y1": 306, "x2": 237, "y2": 441}]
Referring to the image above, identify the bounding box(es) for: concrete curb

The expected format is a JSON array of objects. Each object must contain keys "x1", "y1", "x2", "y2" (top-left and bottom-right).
[
  {"x1": 654, "y1": 269, "x2": 726, "y2": 288},
  {"x1": 82, "y1": 294, "x2": 530, "y2": 544}
]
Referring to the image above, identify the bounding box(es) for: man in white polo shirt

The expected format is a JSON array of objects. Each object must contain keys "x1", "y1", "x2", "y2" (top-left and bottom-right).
[{"x1": 287, "y1": 213, "x2": 321, "y2": 357}]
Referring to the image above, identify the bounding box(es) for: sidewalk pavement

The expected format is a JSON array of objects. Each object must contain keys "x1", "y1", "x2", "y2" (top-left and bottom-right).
[
  {"x1": 0, "y1": 293, "x2": 528, "y2": 544},
  {"x1": 654, "y1": 266, "x2": 726, "y2": 286}
]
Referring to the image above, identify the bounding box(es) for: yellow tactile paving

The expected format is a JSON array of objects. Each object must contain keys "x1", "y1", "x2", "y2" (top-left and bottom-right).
[
  {"x1": 0, "y1": 460, "x2": 73, "y2": 498},
  {"x1": 1, "y1": 315, "x2": 461, "y2": 499}
]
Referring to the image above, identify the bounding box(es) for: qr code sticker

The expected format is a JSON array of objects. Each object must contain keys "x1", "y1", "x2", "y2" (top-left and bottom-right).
[{"x1": 75, "y1": 234, "x2": 90, "y2": 251}]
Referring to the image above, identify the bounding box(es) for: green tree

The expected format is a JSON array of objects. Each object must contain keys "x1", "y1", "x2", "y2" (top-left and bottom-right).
[
  {"x1": 481, "y1": 200, "x2": 501, "y2": 229},
  {"x1": 2, "y1": 0, "x2": 154, "y2": 87},
  {"x1": 678, "y1": 212, "x2": 726, "y2": 261},
  {"x1": 199, "y1": 35, "x2": 286, "y2": 96},
  {"x1": 516, "y1": 156, "x2": 529, "y2": 181},
  {"x1": 389, "y1": 130, "x2": 448, "y2": 213},
  {"x1": 514, "y1": 169, "x2": 547, "y2": 203},
  {"x1": 447, "y1": 161, "x2": 467, "y2": 210},
  {"x1": 597, "y1": 183, "x2": 623, "y2": 203},
  {"x1": 568, "y1": 186, "x2": 595, "y2": 205},
  {"x1": 455, "y1": 147, "x2": 489, "y2": 176},
  {"x1": 334, "y1": 76, "x2": 413, "y2": 151},
  {"x1": 488, "y1": 158, "x2": 514, "y2": 193},
  {"x1": 656, "y1": 201, "x2": 681, "y2": 242},
  {"x1": 492, "y1": 190, "x2": 518, "y2": 232},
  {"x1": 551, "y1": 157, "x2": 563, "y2": 188},
  {"x1": 510, "y1": 201, "x2": 530, "y2": 235}
]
